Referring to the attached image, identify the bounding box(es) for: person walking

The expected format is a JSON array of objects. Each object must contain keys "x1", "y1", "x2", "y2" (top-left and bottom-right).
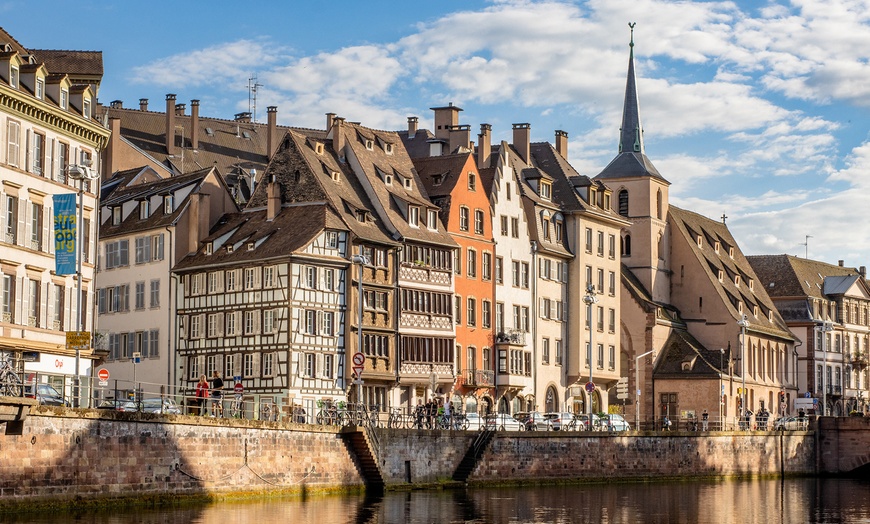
[
  {"x1": 210, "y1": 371, "x2": 224, "y2": 417},
  {"x1": 702, "y1": 409, "x2": 709, "y2": 431},
  {"x1": 194, "y1": 374, "x2": 209, "y2": 415}
]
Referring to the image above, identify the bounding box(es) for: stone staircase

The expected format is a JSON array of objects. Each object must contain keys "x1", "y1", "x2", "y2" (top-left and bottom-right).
[
  {"x1": 341, "y1": 426, "x2": 384, "y2": 492},
  {"x1": 452, "y1": 429, "x2": 495, "y2": 483}
]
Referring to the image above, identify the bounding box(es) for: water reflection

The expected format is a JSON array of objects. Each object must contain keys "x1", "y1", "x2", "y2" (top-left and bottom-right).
[{"x1": 3, "y1": 478, "x2": 869, "y2": 524}]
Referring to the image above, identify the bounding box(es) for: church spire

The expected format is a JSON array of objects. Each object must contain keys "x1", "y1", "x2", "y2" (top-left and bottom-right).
[{"x1": 618, "y1": 22, "x2": 644, "y2": 155}]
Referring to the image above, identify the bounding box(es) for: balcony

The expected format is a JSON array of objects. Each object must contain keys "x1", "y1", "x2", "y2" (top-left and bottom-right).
[
  {"x1": 495, "y1": 348, "x2": 532, "y2": 390},
  {"x1": 460, "y1": 368, "x2": 495, "y2": 388},
  {"x1": 494, "y1": 329, "x2": 526, "y2": 347}
]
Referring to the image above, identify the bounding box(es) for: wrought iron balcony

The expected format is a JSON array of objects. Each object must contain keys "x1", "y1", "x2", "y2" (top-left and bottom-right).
[{"x1": 494, "y1": 329, "x2": 526, "y2": 346}]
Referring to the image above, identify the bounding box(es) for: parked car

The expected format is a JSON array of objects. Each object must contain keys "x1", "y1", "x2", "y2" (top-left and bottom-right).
[
  {"x1": 140, "y1": 397, "x2": 182, "y2": 415},
  {"x1": 600, "y1": 414, "x2": 631, "y2": 431},
  {"x1": 24, "y1": 384, "x2": 69, "y2": 406},
  {"x1": 575, "y1": 413, "x2": 603, "y2": 431},
  {"x1": 460, "y1": 412, "x2": 484, "y2": 431},
  {"x1": 96, "y1": 398, "x2": 138, "y2": 412},
  {"x1": 544, "y1": 412, "x2": 585, "y2": 431},
  {"x1": 516, "y1": 411, "x2": 554, "y2": 431},
  {"x1": 485, "y1": 413, "x2": 525, "y2": 431},
  {"x1": 773, "y1": 416, "x2": 809, "y2": 431}
]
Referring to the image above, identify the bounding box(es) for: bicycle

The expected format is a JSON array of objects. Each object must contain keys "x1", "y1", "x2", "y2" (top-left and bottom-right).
[
  {"x1": 0, "y1": 359, "x2": 22, "y2": 397},
  {"x1": 316, "y1": 400, "x2": 342, "y2": 426},
  {"x1": 387, "y1": 407, "x2": 406, "y2": 429},
  {"x1": 229, "y1": 395, "x2": 244, "y2": 418}
]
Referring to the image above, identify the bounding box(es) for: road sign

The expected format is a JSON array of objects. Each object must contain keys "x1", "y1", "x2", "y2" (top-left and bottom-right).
[
  {"x1": 616, "y1": 392, "x2": 629, "y2": 400},
  {"x1": 132, "y1": 352, "x2": 141, "y2": 364},
  {"x1": 352, "y1": 365, "x2": 364, "y2": 377},
  {"x1": 352, "y1": 352, "x2": 366, "y2": 367},
  {"x1": 65, "y1": 331, "x2": 90, "y2": 350},
  {"x1": 585, "y1": 381, "x2": 595, "y2": 393},
  {"x1": 804, "y1": 392, "x2": 811, "y2": 398},
  {"x1": 795, "y1": 398, "x2": 815, "y2": 410},
  {"x1": 98, "y1": 368, "x2": 109, "y2": 381}
]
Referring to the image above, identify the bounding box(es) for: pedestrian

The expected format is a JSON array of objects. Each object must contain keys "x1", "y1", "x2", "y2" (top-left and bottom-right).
[
  {"x1": 210, "y1": 371, "x2": 224, "y2": 417},
  {"x1": 663, "y1": 415, "x2": 671, "y2": 431},
  {"x1": 702, "y1": 409, "x2": 709, "y2": 431},
  {"x1": 414, "y1": 400, "x2": 425, "y2": 429},
  {"x1": 195, "y1": 374, "x2": 209, "y2": 415},
  {"x1": 444, "y1": 398, "x2": 453, "y2": 429}
]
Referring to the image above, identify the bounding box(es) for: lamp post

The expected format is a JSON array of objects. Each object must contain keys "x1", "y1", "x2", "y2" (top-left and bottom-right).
[
  {"x1": 351, "y1": 250, "x2": 370, "y2": 405},
  {"x1": 66, "y1": 156, "x2": 99, "y2": 408},
  {"x1": 634, "y1": 349, "x2": 656, "y2": 429},
  {"x1": 737, "y1": 315, "x2": 750, "y2": 426},
  {"x1": 582, "y1": 284, "x2": 599, "y2": 423},
  {"x1": 818, "y1": 320, "x2": 833, "y2": 416}
]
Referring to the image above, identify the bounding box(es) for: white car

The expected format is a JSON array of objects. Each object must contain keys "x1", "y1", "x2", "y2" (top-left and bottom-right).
[
  {"x1": 601, "y1": 414, "x2": 631, "y2": 431},
  {"x1": 460, "y1": 412, "x2": 484, "y2": 431},
  {"x1": 485, "y1": 413, "x2": 525, "y2": 431}
]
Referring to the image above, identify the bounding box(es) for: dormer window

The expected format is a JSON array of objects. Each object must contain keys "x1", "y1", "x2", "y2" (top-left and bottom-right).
[
  {"x1": 506, "y1": 182, "x2": 511, "y2": 200},
  {"x1": 753, "y1": 305, "x2": 759, "y2": 317},
  {"x1": 112, "y1": 206, "x2": 122, "y2": 226},
  {"x1": 590, "y1": 187, "x2": 597, "y2": 205},
  {"x1": 247, "y1": 242, "x2": 255, "y2": 251},
  {"x1": 735, "y1": 275, "x2": 741, "y2": 286},
  {"x1": 315, "y1": 143, "x2": 324, "y2": 155},
  {"x1": 164, "y1": 195, "x2": 174, "y2": 214},
  {"x1": 749, "y1": 280, "x2": 754, "y2": 291},
  {"x1": 409, "y1": 205, "x2": 420, "y2": 227},
  {"x1": 205, "y1": 243, "x2": 213, "y2": 255},
  {"x1": 403, "y1": 177, "x2": 412, "y2": 189},
  {"x1": 60, "y1": 89, "x2": 68, "y2": 109},
  {"x1": 365, "y1": 139, "x2": 374, "y2": 150},
  {"x1": 432, "y1": 175, "x2": 443, "y2": 186},
  {"x1": 83, "y1": 99, "x2": 91, "y2": 118},
  {"x1": 385, "y1": 143, "x2": 393, "y2": 154},
  {"x1": 714, "y1": 241, "x2": 720, "y2": 254},
  {"x1": 139, "y1": 200, "x2": 149, "y2": 220},
  {"x1": 226, "y1": 245, "x2": 234, "y2": 254},
  {"x1": 356, "y1": 210, "x2": 366, "y2": 222},
  {"x1": 604, "y1": 193, "x2": 611, "y2": 211},
  {"x1": 468, "y1": 172, "x2": 476, "y2": 191},
  {"x1": 697, "y1": 235, "x2": 703, "y2": 248},
  {"x1": 35, "y1": 78, "x2": 44, "y2": 100},
  {"x1": 717, "y1": 269, "x2": 724, "y2": 282},
  {"x1": 384, "y1": 174, "x2": 393, "y2": 185},
  {"x1": 729, "y1": 247, "x2": 734, "y2": 258},
  {"x1": 331, "y1": 171, "x2": 340, "y2": 182},
  {"x1": 540, "y1": 181, "x2": 552, "y2": 200},
  {"x1": 9, "y1": 66, "x2": 18, "y2": 88},
  {"x1": 427, "y1": 210, "x2": 438, "y2": 231}
]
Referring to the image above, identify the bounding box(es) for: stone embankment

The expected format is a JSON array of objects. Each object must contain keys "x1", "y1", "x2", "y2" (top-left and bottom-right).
[{"x1": 1, "y1": 407, "x2": 851, "y2": 509}]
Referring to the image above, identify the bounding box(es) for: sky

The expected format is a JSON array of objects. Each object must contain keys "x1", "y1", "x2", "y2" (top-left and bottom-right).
[{"x1": 4, "y1": 0, "x2": 870, "y2": 268}]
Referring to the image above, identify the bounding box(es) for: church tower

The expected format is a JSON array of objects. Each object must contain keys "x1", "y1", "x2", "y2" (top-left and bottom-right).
[{"x1": 595, "y1": 24, "x2": 671, "y2": 303}]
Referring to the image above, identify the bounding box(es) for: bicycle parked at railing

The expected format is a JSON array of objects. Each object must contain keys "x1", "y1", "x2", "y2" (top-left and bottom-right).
[
  {"x1": 316, "y1": 399, "x2": 344, "y2": 426},
  {"x1": 0, "y1": 359, "x2": 22, "y2": 397},
  {"x1": 388, "y1": 407, "x2": 410, "y2": 429},
  {"x1": 229, "y1": 395, "x2": 244, "y2": 418}
]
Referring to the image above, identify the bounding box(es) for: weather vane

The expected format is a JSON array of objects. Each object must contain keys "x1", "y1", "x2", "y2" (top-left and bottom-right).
[{"x1": 629, "y1": 22, "x2": 636, "y2": 47}]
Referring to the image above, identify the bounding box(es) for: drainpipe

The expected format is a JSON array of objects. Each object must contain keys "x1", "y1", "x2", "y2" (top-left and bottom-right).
[
  {"x1": 530, "y1": 240, "x2": 538, "y2": 412},
  {"x1": 165, "y1": 226, "x2": 176, "y2": 397}
]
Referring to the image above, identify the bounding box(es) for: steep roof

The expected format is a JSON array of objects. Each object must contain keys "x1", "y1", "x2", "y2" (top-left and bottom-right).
[
  {"x1": 746, "y1": 254, "x2": 862, "y2": 300},
  {"x1": 412, "y1": 152, "x2": 470, "y2": 200},
  {"x1": 30, "y1": 49, "x2": 103, "y2": 76},
  {"x1": 668, "y1": 206, "x2": 793, "y2": 341},
  {"x1": 655, "y1": 328, "x2": 731, "y2": 377}
]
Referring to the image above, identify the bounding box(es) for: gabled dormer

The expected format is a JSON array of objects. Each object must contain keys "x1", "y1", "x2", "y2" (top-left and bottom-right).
[
  {"x1": 19, "y1": 62, "x2": 47, "y2": 100},
  {"x1": 0, "y1": 49, "x2": 23, "y2": 88},
  {"x1": 45, "y1": 74, "x2": 71, "y2": 110},
  {"x1": 69, "y1": 84, "x2": 94, "y2": 119}
]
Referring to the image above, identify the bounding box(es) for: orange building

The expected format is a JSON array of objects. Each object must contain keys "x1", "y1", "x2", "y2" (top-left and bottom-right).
[{"x1": 414, "y1": 152, "x2": 497, "y2": 413}]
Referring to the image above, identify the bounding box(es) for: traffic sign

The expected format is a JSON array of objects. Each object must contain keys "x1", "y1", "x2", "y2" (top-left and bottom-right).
[
  {"x1": 352, "y1": 352, "x2": 366, "y2": 367},
  {"x1": 132, "y1": 352, "x2": 141, "y2": 364},
  {"x1": 97, "y1": 368, "x2": 110, "y2": 381},
  {"x1": 352, "y1": 365, "x2": 364, "y2": 377},
  {"x1": 65, "y1": 331, "x2": 90, "y2": 350},
  {"x1": 585, "y1": 381, "x2": 595, "y2": 393}
]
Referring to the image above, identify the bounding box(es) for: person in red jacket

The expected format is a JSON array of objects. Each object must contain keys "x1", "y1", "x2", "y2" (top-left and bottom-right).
[{"x1": 194, "y1": 374, "x2": 209, "y2": 415}]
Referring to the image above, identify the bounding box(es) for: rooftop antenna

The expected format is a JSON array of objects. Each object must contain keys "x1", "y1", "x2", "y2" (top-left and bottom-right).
[
  {"x1": 247, "y1": 74, "x2": 263, "y2": 123},
  {"x1": 800, "y1": 235, "x2": 812, "y2": 258}
]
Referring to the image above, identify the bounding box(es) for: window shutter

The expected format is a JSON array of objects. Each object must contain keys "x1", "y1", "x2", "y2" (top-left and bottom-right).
[
  {"x1": 562, "y1": 263, "x2": 568, "y2": 282},
  {"x1": 127, "y1": 333, "x2": 135, "y2": 358},
  {"x1": 233, "y1": 353, "x2": 242, "y2": 377},
  {"x1": 252, "y1": 352, "x2": 261, "y2": 377},
  {"x1": 25, "y1": 129, "x2": 31, "y2": 172},
  {"x1": 253, "y1": 309, "x2": 261, "y2": 334},
  {"x1": 40, "y1": 281, "x2": 48, "y2": 328},
  {"x1": 562, "y1": 303, "x2": 568, "y2": 321},
  {"x1": 20, "y1": 277, "x2": 29, "y2": 324},
  {"x1": 46, "y1": 283, "x2": 55, "y2": 328},
  {"x1": 217, "y1": 312, "x2": 225, "y2": 336},
  {"x1": 17, "y1": 198, "x2": 26, "y2": 247},
  {"x1": 43, "y1": 205, "x2": 51, "y2": 253},
  {"x1": 316, "y1": 354, "x2": 324, "y2": 378},
  {"x1": 538, "y1": 298, "x2": 544, "y2": 318},
  {"x1": 197, "y1": 356, "x2": 206, "y2": 378},
  {"x1": 24, "y1": 201, "x2": 32, "y2": 249},
  {"x1": 184, "y1": 274, "x2": 190, "y2": 296},
  {"x1": 120, "y1": 239, "x2": 129, "y2": 266},
  {"x1": 254, "y1": 268, "x2": 261, "y2": 289}
]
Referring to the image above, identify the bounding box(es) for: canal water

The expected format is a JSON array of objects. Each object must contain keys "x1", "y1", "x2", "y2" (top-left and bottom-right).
[{"x1": 2, "y1": 477, "x2": 868, "y2": 523}]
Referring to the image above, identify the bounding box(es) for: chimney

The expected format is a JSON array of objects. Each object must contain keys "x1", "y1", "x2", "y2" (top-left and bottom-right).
[
  {"x1": 234, "y1": 112, "x2": 252, "y2": 123},
  {"x1": 106, "y1": 117, "x2": 121, "y2": 175},
  {"x1": 325, "y1": 112, "x2": 336, "y2": 131},
  {"x1": 175, "y1": 103, "x2": 186, "y2": 116},
  {"x1": 188, "y1": 193, "x2": 210, "y2": 254},
  {"x1": 449, "y1": 124, "x2": 471, "y2": 155},
  {"x1": 266, "y1": 174, "x2": 281, "y2": 221},
  {"x1": 110, "y1": 100, "x2": 123, "y2": 109},
  {"x1": 512, "y1": 123, "x2": 531, "y2": 165},
  {"x1": 332, "y1": 117, "x2": 346, "y2": 160},
  {"x1": 139, "y1": 98, "x2": 148, "y2": 111},
  {"x1": 555, "y1": 130, "x2": 568, "y2": 158},
  {"x1": 407, "y1": 117, "x2": 418, "y2": 139},
  {"x1": 431, "y1": 103, "x2": 462, "y2": 141},
  {"x1": 838, "y1": 260, "x2": 844, "y2": 266},
  {"x1": 165, "y1": 94, "x2": 176, "y2": 155},
  {"x1": 477, "y1": 124, "x2": 492, "y2": 169},
  {"x1": 190, "y1": 100, "x2": 200, "y2": 150},
  {"x1": 267, "y1": 106, "x2": 278, "y2": 159},
  {"x1": 860, "y1": 266, "x2": 866, "y2": 277}
]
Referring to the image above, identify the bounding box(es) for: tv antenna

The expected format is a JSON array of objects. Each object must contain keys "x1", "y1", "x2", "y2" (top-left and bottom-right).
[
  {"x1": 247, "y1": 74, "x2": 263, "y2": 123},
  {"x1": 800, "y1": 235, "x2": 812, "y2": 259}
]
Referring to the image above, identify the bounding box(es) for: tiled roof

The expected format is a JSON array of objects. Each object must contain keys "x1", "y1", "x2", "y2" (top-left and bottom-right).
[
  {"x1": 30, "y1": 49, "x2": 103, "y2": 76},
  {"x1": 668, "y1": 206, "x2": 793, "y2": 341},
  {"x1": 655, "y1": 328, "x2": 731, "y2": 377},
  {"x1": 174, "y1": 203, "x2": 347, "y2": 271},
  {"x1": 397, "y1": 128, "x2": 436, "y2": 159},
  {"x1": 746, "y1": 254, "x2": 861, "y2": 299},
  {"x1": 412, "y1": 153, "x2": 470, "y2": 199}
]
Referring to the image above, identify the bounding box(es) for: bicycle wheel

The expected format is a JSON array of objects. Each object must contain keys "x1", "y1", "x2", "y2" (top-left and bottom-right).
[{"x1": 3, "y1": 372, "x2": 22, "y2": 397}]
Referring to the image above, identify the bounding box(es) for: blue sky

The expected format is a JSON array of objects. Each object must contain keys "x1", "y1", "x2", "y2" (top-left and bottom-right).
[{"x1": 4, "y1": 0, "x2": 870, "y2": 268}]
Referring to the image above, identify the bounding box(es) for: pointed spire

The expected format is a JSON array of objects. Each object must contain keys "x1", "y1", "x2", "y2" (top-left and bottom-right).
[{"x1": 618, "y1": 22, "x2": 644, "y2": 155}]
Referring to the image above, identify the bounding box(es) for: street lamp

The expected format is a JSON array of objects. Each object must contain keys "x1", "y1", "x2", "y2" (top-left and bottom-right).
[
  {"x1": 737, "y1": 314, "x2": 750, "y2": 426},
  {"x1": 351, "y1": 250, "x2": 370, "y2": 406},
  {"x1": 634, "y1": 349, "x2": 656, "y2": 429},
  {"x1": 582, "y1": 284, "x2": 599, "y2": 423},
  {"x1": 66, "y1": 156, "x2": 99, "y2": 408},
  {"x1": 818, "y1": 320, "x2": 833, "y2": 416}
]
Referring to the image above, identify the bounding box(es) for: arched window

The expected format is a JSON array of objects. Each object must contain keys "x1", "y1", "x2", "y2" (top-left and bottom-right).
[
  {"x1": 618, "y1": 189, "x2": 629, "y2": 217},
  {"x1": 546, "y1": 386, "x2": 558, "y2": 412},
  {"x1": 656, "y1": 189, "x2": 663, "y2": 220},
  {"x1": 657, "y1": 233, "x2": 665, "y2": 260},
  {"x1": 621, "y1": 234, "x2": 632, "y2": 256}
]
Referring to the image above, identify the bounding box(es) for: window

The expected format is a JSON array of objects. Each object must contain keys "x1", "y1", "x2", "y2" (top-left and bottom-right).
[
  {"x1": 453, "y1": 249, "x2": 460, "y2": 275},
  {"x1": 467, "y1": 298, "x2": 476, "y2": 327},
  {"x1": 482, "y1": 300, "x2": 491, "y2": 328},
  {"x1": 244, "y1": 267, "x2": 260, "y2": 289},
  {"x1": 554, "y1": 217, "x2": 563, "y2": 243},
  {"x1": 597, "y1": 343, "x2": 604, "y2": 369},
  {"x1": 305, "y1": 310, "x2": 317, "y2": 334},
  {"x1": 466, "y1": 249, "x2": 476, "y2": 278},
  {"x1": 482, "y1": 252, "x2": 492, "y2": 281},
  {"x1": 262, "y1": 352, "x2": 275, "y2": 377},
  {"x1": 83, "y1": 99, "x2": 91, "y2": 118},
  {"x1": 494, "y1": 256, "x2": 503, "y2": 284},
  {"x1": 585, "y1": 228, "x2": 593, "y2": 252},
  {"x1": 542, "y1": 338, "x2": 550, "y2": 364},
  {"x1": 459, "y1": 207, "x2": 469, "y2": 231},
  {"x1": 468, "y1": 171, "x2": 476, "y2": 191},
  {"x1": 556, "y1": 340, "x2": 563, "y2": 365},
  {"x1": 324, "y1": 269, "x2": 335, "y2": 291},
  {"x1": 135, "y1": 282, "x2": 145, "y2": 310},
  {"x1": 4, "y1": 196, "x2": 16, "y2": 244},
  {"x1": 427, "y1": 209, "x2": 438, "y2": 230},
  {"x1": 190, "y1": 314, "x2": 203, "y2": 339},
  {"x1": 618, "y1": 190, "x2": 629, "y2": 217},
  {"x1": 511, "y1": 217, "x2": 519, "y2": 238},
  {"x1": 52, "y1": 284, "x2": 63, "y2": 330},
  {"x1": 60, "y1": 89, "x2": 68, "y2": 110},
  {"x1": 306, "y1": 266, "x2": 318, "y2": 289},
  {"x1": 163, "y1": 195, "x2": 174, "y2": 214},
  {"x1": 474, "y1": 209, "x2": 484, "y2": 234},
  {"x1": 263, "y1": 309, "x2": 277, "y2": 334},
  {"x1": 207, "y1": 313, "x2": 221, "y2": 338},
  {"x1": 112, "y1": 207, "x2": 121, "y2": 225},
  {"x1": 597, "y1": 231, "x2": 605, "y2": 256},
  {"x1": 29, "y1": 202, "x2": 42, "y2": 249},
  {"x1": 454, "y1": 296, "x2": 461, "y2": 325},
  {"x1": 496, "y1": 302, "x2": 504, "y2": 332},
  {"x1": 35, "y1": 78, "x2": 44, "y2": 99},
  {"x1": 139, "y1": 200, "x2": 149, "y2": 220},
  {"x1": 597, "y1": 268, "x2": 604, "y2": 293},
  {"x1": 609, "y1": 345, "x2": 616, "y2": 369},
  {"x1": 500, "y1": 215, "x2": 508, "y2": 236},
  {"x1": 30, "y1": 132, "x2": 44, "y2": 175},
  {"x1": 409, "y1": 205, "x2": 420, "y2": 227},
  {"x1": 263, "y1": 266, "x2": 276, "y2": 288},
  {"x1": 322, "y1": 311, "x2": 334, "y2": 335},
  {"x1": 226, "y1": 312, "x2": 238, "y2": 336},
  {"x1": 226, "y1": 269, "x2": 239, "y2": 291},
  {"x1": 608, "y1": 308, "x2": 615, "y2": 332},
  {"x1": 609, "y1": 271, "x2": 616, "y2": 295},
  {"x1": 512, "y1": 260, "x2": 520, "y2": 287},
  {"x1": 150, "y1": 280, "x2": 160, "y2": 308},
  {"x1": 9, "y1": 66, "x2": 18, "y2": 88},
  {"x1": 323, "y1": 354, "x2": 334, "y2": 379},
  {"x1": 540, "y1": 181, "x2": 551, "y2": 200},
  {"x1": 304, "y1": 353, "x2": 316, "y2": 377},
  {"x1": 105, "y1": 240, "x2": 129, "y2": 269},
  {"x1": 7, "y1": 121, "x2": 20, "y2": 167},
  {"x1": 135, "y1": 236, "x2": 152, "y2": 264},
  {"x1": 27, "y1": 279, "x2": 39, "y2": 327},
  {"x1": 521, "y1": 262, "x2": 529, "y2": 289},
  {"x1": 2, "y1": 274, "x2": 14, "y2": 322}
]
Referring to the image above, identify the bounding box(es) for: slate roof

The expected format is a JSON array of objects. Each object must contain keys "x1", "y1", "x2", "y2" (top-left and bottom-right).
[
  {"x1": 174, "y1": 203, "x2": 347, "y2": 272},
  {"x1": 668, "y1": 206, "x2": 793, "y2": 341},
  {"x1": 246, "y1": 128, "x2": 396, "y2": 247}
]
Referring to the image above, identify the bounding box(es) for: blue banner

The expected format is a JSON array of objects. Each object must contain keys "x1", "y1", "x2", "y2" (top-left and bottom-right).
[{"x1": 54, "y1": 193, "x2": 77, "y2": 275}]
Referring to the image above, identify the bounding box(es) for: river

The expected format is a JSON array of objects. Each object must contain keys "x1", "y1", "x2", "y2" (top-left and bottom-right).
[{"x1": 2, "y1": 477, "x2": 868, "y2": 523}]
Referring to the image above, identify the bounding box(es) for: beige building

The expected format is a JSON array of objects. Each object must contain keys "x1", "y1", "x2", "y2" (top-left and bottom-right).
[{"x1": 599, "y1": 33, "x2": 795, "y2": 429}]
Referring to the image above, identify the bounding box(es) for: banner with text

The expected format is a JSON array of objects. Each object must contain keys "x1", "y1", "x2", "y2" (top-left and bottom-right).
[{"x1": 54, "y1": 193, "x2": 77, "y2": 275}]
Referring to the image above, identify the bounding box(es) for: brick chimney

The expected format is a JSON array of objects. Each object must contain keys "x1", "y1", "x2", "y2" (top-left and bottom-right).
[
  {"x1": 110, "y1": 100, "x2": 122, "y2": 109},
  {"x1": 190, "y1": 100, "x2": 200, "y2": 150},
  {"x1": 267, "y1": 106, "x2": 278, "y2": 159},
  {"x1": 165, "y1": 94, "x2": 176, "y2": 155},
  {"x1": 555, "y1": 130, "x2": 568, "y2": 159},
  {"x1": 106, "y1": 117, "x2": 121, "y2": 175},
  {"x1": 175, "y1": 103, "x2": 186, "y2": 116},
  {"x1": 188, "y1": 193, "x2": 210, "y2": 254},
  {"x1": 861, "y1": 266, "x2": 866, "y2": 277},
  {"x1": 449, "y1": 124, "x2": 471, "y2": 154},
  {"x1": 478, "y1": 124, "x2": 492, "y2": 169},
  {"x1": 326, "y1": 112, "x2": 336, "y2": 131},
  {"x1": 234, "y1": 112, "x2": 252, "y2": 123},
  {"x1": 512, "y1": 123, "x2": 531, "y2": 165},
  {"x1": 431, "y1": 103, "x2": 462, "y2": 141},
  {"x1": 407, "y1": 117, "x2": 418, "y2": 139},
  {"x1": 139, "y1": 98, "x2": 148, "y2": 111},
  {"x1": 266, "y1": 174, "x2": 281, "y2": 221},
  {"x1": 331, "y1": 117, "x2": 345, "y2": 161}
]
